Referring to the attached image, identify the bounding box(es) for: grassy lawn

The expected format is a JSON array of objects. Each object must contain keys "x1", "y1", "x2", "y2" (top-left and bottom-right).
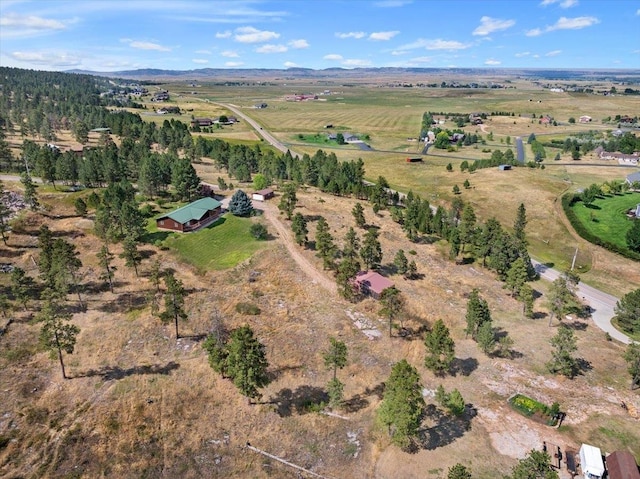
[
  {"x1": 145, "y1": 213, "x2": 267, "y2": 271},
  {"x1": 570, "y1": 192, "x2": 640, "y2": 250}
]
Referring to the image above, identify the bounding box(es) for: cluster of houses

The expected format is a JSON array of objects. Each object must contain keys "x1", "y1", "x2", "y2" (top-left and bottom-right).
[
  {"x1": 156, "y1": 106, "x2": 180, "y2": 115},
  {"x1": 595, "y1": 147, "x2": 640, "y2": 165},
  {"x1": 150, "y1": 91, "x2": 170, "y2": 102}
]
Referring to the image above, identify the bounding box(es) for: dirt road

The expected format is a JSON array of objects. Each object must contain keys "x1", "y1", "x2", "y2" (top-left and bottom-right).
[{"x1": 260, "y1": 202, "x2": 337, "y2": 295}]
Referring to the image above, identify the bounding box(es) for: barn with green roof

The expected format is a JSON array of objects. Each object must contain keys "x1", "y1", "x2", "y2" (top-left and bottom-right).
[{"x1": 156, "y1": 197, "x2": 222, "y2": 232}]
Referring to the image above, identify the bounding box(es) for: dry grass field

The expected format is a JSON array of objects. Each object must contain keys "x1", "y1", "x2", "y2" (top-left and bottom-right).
[
  {"x1": 2, "y1": 180, "x2": 639, "y2": 478},
  {"x1": 2, "y1": 74, "x2": 640, "y2": 478}
]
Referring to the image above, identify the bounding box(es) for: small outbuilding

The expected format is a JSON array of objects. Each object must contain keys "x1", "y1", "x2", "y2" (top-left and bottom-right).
[
  {"x1": 354, "y1": 271, "x2": 394, "y2": 300},
  {"x1": 406, "y1": 157, "x2": 423, "y2": 163},
  {"x1": 156, "y1": 197, "x2": 222, "y2": 232},
  {"x1": 579, "y1": 444, "x2": 605, "y2": 479},
  {"x1": 498, "y1": 164, "x2": 512, "y2": 171},
  {"x1": 605, "y1": 451, "x2": 640, "y2": 479},
  {"x1": 252, "y1": 188, "x2": 274, "y2": 202}
]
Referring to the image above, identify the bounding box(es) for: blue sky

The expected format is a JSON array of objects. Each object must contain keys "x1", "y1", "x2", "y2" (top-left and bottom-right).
[{"x1": 1, "y1": 0, "x2": 639, "y2": 72}]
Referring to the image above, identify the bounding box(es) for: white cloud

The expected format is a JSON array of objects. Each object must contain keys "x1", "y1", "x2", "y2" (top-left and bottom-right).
[
  {"x1": 221, "y1": 50, "x2": 239, "y2": 58},
  {"x1": 342, "y1": 58, "x2": 372, "y2": 67},
  {"x1": 637, "y1": 8, "x2": 640, "y2": 15},
  {"x1": 533, "y1": 54, "x2": 540, "y2": 58},
  {"x1": 335, "y1": 31, "x2": 366, "y2": 39},
  {"x1": 484, "y1": 59, "x2": 501, "y2": 65},
  {"x1": 424, "y1": 39, "x2": 473, "y2": 50},
  {"x1": 288, "y1": 39, "x2": 309, "y2": 49},
  {"x1": 225, "y1": 61, "x2": 244, "y2": 67},
  {"x1": 390, "y1": 50, "x2": 408, "y2": 56},
  {"x1": 374, "y1": 0, "x2": 413, "y2": 6},
  {"x1": 548, "y1": 16, "x2": 599, "y2": 31},
  {"x1": 215, "y1": 30, "x2": 232, "y2": 38},
  {"x1": 234, "y1": 26, "x2": 279, "y2": 43},
  {"x1": 545, "y1": 49, "x2": 562, "y2": 56},
  {"x1": 192, "y1": 59, "x2": 209, "y2": 64},
  {"x1": 255, "y1": 44, "x2": 287, "y2": 54},
  {"x1": 9, "y1": 50, "x2": 81, "y2": 67},
  {"x1": 541, "y1": 0, "x2": 579, "y2": 8},
  {"x1": 126, "y1": 40, "x2": 171, "y2": 52},
  {"x1": 323, "y1": 54, "x2": 343, "y2": 61},
  {"x1": 473, "y1": 16, "x2": 515, "y2": 36},
  {"x1": 515, "y1": 51, "x2": 531, "y2": 57},
  {"x1": 369, "y1": 31, "x2": 400, "y2": 41},
  {"x1": 284, "y1": 61, "x2": 298, "y2": 68},
  {"x1": 528, "y1": 16, "x2": 599, "y2": 36},
  {"x1": 195, "y1": 49, "x2": 212, "y2": 55},
  {"x1": 0, "y1": 12, "x2": 73, "y2": 38}
]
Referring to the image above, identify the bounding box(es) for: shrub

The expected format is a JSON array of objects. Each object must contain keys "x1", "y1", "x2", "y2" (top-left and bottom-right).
[{"x1": 235, "y1": 302, "x2": 261, "y2": 315}]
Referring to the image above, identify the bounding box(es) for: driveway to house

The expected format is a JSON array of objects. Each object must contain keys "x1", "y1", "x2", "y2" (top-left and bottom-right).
[
  {"x1": 532, "y1": 260, "x2": 630, "y2": 344},
  {"x1": 515, "y1": 136, "x2": 525, "y2": 164}
]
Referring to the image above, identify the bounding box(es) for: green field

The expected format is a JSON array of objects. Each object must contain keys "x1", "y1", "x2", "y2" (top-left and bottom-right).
[
  {"x1": 146, "y1": 214, "x2": 267, "y2": 271},
  {"x1": 570, "y1": 192, "x2": 640, "y2": 250}
]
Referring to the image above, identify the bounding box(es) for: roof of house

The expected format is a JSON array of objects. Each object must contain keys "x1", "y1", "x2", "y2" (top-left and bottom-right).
[
  {"x1": 606, "y1": 451, "x2": 640, "y2": 479},
  {"x1": 626, "y1": 171, "x2": 640, "y2": 183},
  {"x1": 253, "y1": 188, "x2": 274, "y2": 196},
  {"x1": 355, "y1": 271, "x2": 394, "y2": 295},
  {"x1": 157, "y1": 197, "x2": 221, "y2": 224}
]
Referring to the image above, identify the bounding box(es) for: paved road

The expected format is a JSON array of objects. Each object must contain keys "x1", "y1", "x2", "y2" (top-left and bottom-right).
[{"x1": 532, "y1": 260, "x2": 629, "y2": 344}]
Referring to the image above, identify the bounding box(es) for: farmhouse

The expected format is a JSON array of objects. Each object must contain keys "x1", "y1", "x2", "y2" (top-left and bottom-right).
[
  {"x1": 579, "y1": 115, "x2": 592, "y2": 123},
  {"x1": 343, "y1": 133, "x2": 359, "y2": 142},
  {"x1": 156, "y1": 197, "x2": 222, "y2": 232},
  {"x1": 354, "y1": 271, "x2": 394, "y2": 300},
  {"x1": 605, "y1": 450, "x2": 640, "y2": 479},
  {"x1": 252, "y1": 188, "x2": 274, "y2": 202},
  {"x1": 539, "y1": 115, "x2": 553, "y2": 124}
]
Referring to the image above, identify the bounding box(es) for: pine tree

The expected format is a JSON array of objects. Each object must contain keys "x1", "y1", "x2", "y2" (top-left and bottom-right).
[
  {"x1": 50, "y1": 238, "x2": 83, "y2": 306},
  {"x1": 508, "y1": 449, "x2": 559, "y2": 479},
  {"x1": 514, "y1": 203, "x2": 528, "y2": 247},
  {"x1": 505, "y1": 257, "x2": 529, "y2": 297},
  {"x1": 476, "y1": 321, "x2": 496, "y2": 355},
  {"x1": 11, "y1": 267, "x2": 35, "y2": 311},
  {"x1": 278, "y1": 182, "x2": 297, "y2": 220},
  {"x1": 352, "y1": 202, "x2": 366, "y2": 228},
  {"x1": 447, "y1": 463, "x2": 472, "y2": 479},
  {"x1": 336, "y1": 256, "x2": 360, "y2": 301},
  {"x1": 327, "y1": 377, "x2": 345, "y2": 409},
  {"x1": 324, "y1": 337, "x2": 348, "y2": 380},
  {"x1": 315, "y1": 217, "x2": 336, "y2": 270},
  {"x1": 97, "y1": 245, "x2": 116, "y2": 293},
  {"x1": 424, "y1": 319, "x2": 456, "y2": 376},
  {"x1": 465, "y1": 289, "x2": 492, "y2": 339},
  {"x1": 20, "y1": 171, "x2": 39, "y2": 211},
  {"x1": 377, "y1": 360, "x2": 426, "y2": 449},
  {"x1": 291, "y1": 212, "x2": 308, "y2": 246},
  {"x1": 547, "y1": 325, "x2": 578, "y2": 378},
  {"x1": 458, "y1": 204, "x2": 477, "y2": 254},
  {"x1": 74, "y1": 197, "x2": 87, "y2": 217},
  {"x1": 0, "y1": 181, "x2": 11, "y2": 245},
  {"x1": 229, "y1": 189, "x2": 254, "y2": 217},
  {"x1": 225, "y1": 325, "x2": 270, "y2": 404},
  {"x1": 519, "y1": 283, "x2": 535, "y2": 318},
  {"x1": 406, "y1": 260, "x2": 418, "y2": 279},
  {"x1": 342, "y1": 227, "x2": 360, "y2": 260},
  {"x1": 624, "y1": 342, "x2": 640, "y2": 390},
  {"x1": 120, "y1": 235, "x2": 142, "y2": 277},
  {"x1": 172, "y1": 158, "x2": 200, "y2": 201},
  {"x1": 161, "y1": 271, "x2": 188, "y2": 339},
  {"x1": 380, "y1": 287, "x2": 404, "y2": 337},
  {"x1": 38, "y1": 296, "x2": 79, "y2": 379},
  {"x1": 360, "y1": 228, "x2": 382, "y2": 270},
  {"x1": 394, "y1": 249, "x2": 408, "y2": 275},
  {"x1": 547, "y1": 277, "x2": 580, "y2": 326}
]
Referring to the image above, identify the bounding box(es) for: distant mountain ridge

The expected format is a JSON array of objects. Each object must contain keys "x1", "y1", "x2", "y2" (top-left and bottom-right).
[{"x1": 64, "y1": 67, "x2": 640, "y2": 82}]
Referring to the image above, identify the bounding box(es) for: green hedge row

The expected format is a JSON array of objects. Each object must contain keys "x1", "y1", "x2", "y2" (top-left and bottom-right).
[{"x1": 562, "y1": 193, "x2": 640, "y2": 261}]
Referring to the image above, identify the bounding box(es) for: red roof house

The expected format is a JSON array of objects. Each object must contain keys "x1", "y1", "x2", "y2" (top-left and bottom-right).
[
  {"x1": 354, "y1": 271, "x2": 394, "y2": 299},
  {"x1": 606, "y1": 451, "x2": 640, "y2": 479}
]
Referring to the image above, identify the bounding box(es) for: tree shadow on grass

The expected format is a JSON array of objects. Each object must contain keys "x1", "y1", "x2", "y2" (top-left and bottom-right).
[
  {"x1": 584, "y1": 204, "x2": 601, "y2": 210},
  {"x1": 563, "y1": 320, "x2": 588, "y2": 331},
  {"x1": 342, "y1": 382, "x2": 385, "y2": 413},
  {"x1": 75, "y1": 361, "x2": 180, "y2": 381},
  {"x1": 269, "y1": 385, "x2": 329, "y2": 417},
  {"x1": 449, "y1": 357, "x2": 479, "y2": 377},
  {"x1": 266, "y1": 364, "x2": 304, "y2": 382},
  {"x1": 576, "y1": 357, "x2": 593, "y2": 376},
  {"x1": 97, "y1": 292, "x2": 147, "y2": 313},
  {"x1": 418, "y1": 404, "x2": 475, "y2": 451}
]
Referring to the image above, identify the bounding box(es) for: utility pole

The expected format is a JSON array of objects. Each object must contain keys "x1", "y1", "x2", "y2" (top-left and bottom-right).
[{"x1": 570, "y1": 246, "x2": 578, "y2": 271}]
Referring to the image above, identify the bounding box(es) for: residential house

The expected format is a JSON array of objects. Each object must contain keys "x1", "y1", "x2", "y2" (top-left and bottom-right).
[
  {"x1": 156, "y1": 197, "x2": 222, "y2": 233},
  {"x1": 579, "y1": 115, "x2": 592, "y2": 123},
  {"x1": 191, "y1": 118, "x2": 213, "y2": 127},
  {"x1": 151, "y1": 91, "x2": 170, "y2": 102},
  {"x1": 343, "y1": 133, "x2": 359, "y2": 142},
  {"x1": 539, "y1": 115, "x2": 553, "y2": 125},
  {"x1": 354, "y1": 271, "x2": 394, "y2": 300},
  {"x1": 605, "y1": 451, "x2": 640, "y2": 479},
  {"x1": 626, "y1": 171, "x2": 640, "y2": 187},
  {"x1": 451, "y1": 133, "x2": 466, "y2": 143}
]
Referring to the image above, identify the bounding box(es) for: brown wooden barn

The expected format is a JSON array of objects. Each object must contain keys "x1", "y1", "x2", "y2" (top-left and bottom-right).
[
  {"x1": 156, "y1": 197, "x2": 222, "y2": 232},
  {"x1": 606, "y1": 451, "x2": 640, "y2": 479}
]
